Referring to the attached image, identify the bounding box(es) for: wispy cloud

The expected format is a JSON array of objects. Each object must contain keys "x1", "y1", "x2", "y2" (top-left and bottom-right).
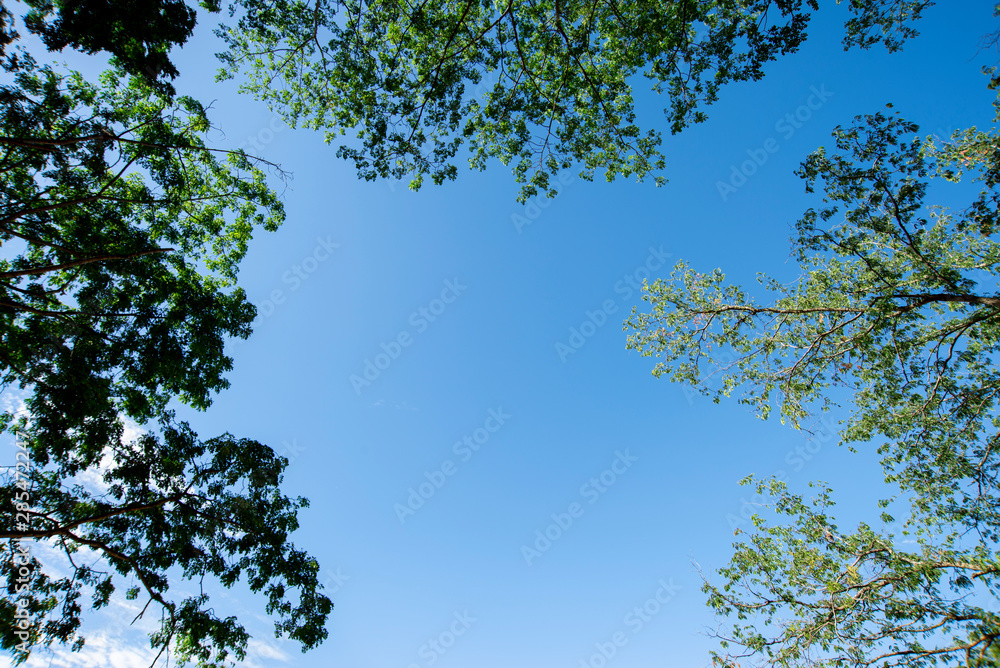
[{"x1": 4, "y1": 606, "x2": 293, "y2": 668}]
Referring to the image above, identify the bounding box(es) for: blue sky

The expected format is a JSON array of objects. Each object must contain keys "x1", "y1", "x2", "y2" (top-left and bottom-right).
[{"x1": 5, "y1": 2, "x2": 1000, "y2": 667}]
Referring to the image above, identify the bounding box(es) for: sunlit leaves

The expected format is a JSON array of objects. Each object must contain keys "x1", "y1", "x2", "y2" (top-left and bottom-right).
[
  {"x1": 216, "y1": 0, "x2": 930, "y2": 201},
  {"x1": 629, "y1": 101, "x2": 1000, "y2": 665}
]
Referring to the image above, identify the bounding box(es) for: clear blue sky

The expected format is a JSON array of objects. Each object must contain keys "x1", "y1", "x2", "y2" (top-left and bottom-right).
[{"x1": 7, "y1": 2, "x2": 1000, "y2": 667}]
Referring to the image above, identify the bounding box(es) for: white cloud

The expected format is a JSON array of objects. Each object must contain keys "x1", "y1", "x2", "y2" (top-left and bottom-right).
[
  {"x1": 0, "y1": 623, "x2": 294, "y2": 668},
  {"x1": 0, "y1": 387, "x2": 27, "y2": 417},
  {"x1": 238, "y1": 638, "x2": 291, "y2": 668},
  {"x1": 1, "y1": 627, "x2": 158, "y2": 668},
  {"x1": 72, "y1": 415, "x2": 147, "y2": 496}
]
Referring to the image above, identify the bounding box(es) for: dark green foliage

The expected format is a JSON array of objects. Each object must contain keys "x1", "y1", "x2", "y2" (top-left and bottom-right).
[
  {"x1": 0, "y1": 19, "x2": 331, "y2": 667},
  {"x1": 1, "y1": 424, "x2": 331, "y2": 667},
  {"x1": 0, "y1": 51, "x2": 282, "y2": 467},
  {"x1": 21, "y1": 0, "x2": 210, "y2": 93}
]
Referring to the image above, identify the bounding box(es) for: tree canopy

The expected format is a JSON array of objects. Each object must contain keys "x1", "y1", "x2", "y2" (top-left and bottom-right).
[
  {"x1": 1, "y1": 0, "x2": 987, "y2": 666},
  {"x1": 0, "y1": 11, "x2": 331, "y2": 667},
  {"x1": 626, "y1": 92, "x2": 1000, "y2": 666},
  {"x1": 216, "y1": 0, "x2": 932, "y2": 201},
  {"x1": 20, "y1": 0, "x2": 211, "y2": 94}
]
